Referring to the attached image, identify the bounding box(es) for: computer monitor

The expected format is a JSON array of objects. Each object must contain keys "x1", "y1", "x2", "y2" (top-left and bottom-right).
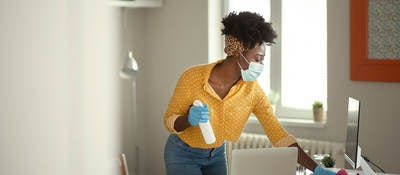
[
  {"x1": 344, "y1": 97, "x2": 361, "y2": 169},
  {"x1": 344, "y1": 97, "x2": 376, "y2": 175}
]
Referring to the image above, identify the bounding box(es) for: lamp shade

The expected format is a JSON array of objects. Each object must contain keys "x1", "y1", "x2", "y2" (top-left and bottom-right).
[{"x1": 120, "y1": 51, "x2": 139, "y2": 79}]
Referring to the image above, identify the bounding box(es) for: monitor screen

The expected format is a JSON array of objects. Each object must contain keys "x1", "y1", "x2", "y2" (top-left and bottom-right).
[{"x1": 344, "y1": 97, "x2": 361, "y2": 169}]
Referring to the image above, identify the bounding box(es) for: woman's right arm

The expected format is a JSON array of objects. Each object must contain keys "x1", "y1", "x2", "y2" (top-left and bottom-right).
[
  {"x1": 163, "y1": 70, "x2": 193, "y2": 134},
  {"x1": 174, "y1": 115, "x2": 190, "y2": 132}
]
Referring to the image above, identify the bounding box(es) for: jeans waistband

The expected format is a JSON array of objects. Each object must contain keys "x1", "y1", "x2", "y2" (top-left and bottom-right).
[{"x1": 168, "y1": 134, "x2": 225, "y2": 156}]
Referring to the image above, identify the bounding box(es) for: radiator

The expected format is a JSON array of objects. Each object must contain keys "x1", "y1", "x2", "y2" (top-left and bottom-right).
[{"x1": 226, "y1": 133, "x2": 345, "y2": 173}]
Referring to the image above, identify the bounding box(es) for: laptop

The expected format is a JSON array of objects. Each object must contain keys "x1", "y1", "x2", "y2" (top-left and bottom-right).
[{"x1": 230, "y1": 147, "x2": 298, "y2": 175}]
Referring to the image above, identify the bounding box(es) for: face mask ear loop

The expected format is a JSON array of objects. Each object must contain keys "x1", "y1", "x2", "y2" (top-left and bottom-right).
[
  {"x1": 236, "y1": 60, "x2": 244, "y2": 70},
  {"x1": 239, "y1": 52, "x2": 250, "y2": 64}
]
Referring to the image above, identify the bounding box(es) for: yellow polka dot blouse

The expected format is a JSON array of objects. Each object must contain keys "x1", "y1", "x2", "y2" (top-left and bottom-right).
[{"x1": 163, "y1": 60, "x2": 297, "y2": 149}]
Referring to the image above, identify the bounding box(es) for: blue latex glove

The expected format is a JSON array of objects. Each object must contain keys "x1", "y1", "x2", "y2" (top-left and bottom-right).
[
  {"x1": 314, "y1": 165, "x2": 336, "y2": 175},
  {"x1": 188, "y1": 104, "x2": 210, "y2": 126}
]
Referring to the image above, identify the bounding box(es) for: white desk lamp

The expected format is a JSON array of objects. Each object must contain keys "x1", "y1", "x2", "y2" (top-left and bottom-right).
[
  {"x1": 120, "y1": 51, "x2": 139, "y2": 79},
  {"x1": 119, "y1": 51, "x2": 140, "y2": 174}
]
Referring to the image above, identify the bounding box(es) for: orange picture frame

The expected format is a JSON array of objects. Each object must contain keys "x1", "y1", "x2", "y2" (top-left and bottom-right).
[{"x1": 350, "y1": 0, "x2": 400, "y2": 82}]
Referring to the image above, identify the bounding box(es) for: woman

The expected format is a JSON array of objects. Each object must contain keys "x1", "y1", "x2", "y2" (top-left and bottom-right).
[{"x1": 163, "y1": 11, "x2": 335, "y2": 175}]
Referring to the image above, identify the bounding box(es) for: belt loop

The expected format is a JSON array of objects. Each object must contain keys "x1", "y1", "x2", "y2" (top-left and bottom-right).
[{"x1": 208, "y1": 148, "x2": 215, "y2": 158}]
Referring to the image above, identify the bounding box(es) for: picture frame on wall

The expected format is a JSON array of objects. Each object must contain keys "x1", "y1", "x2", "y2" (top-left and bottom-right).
[{"x1": 350, "y1": 0, "x2": 400, "y2": 82}]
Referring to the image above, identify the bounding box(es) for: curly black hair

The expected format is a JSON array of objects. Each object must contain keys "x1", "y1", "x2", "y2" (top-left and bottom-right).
[{"x1": 221, "y1": 11, "x2": 277, "y2": 50}]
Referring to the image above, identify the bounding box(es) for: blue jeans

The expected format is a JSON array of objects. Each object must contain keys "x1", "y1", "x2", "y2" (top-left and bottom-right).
[{"x1": 164, "y1": 134, "x2": 227, "y2": 175}]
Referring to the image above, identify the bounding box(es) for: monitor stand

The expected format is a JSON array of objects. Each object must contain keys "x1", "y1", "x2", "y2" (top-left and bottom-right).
[{"x1": 358, "y1": 146, "x2": 377, "y2": 175}]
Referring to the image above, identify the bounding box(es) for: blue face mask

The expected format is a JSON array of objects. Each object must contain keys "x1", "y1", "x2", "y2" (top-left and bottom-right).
[{"x1": 237, "y1": 53, "x2": 264, "y2": 82}]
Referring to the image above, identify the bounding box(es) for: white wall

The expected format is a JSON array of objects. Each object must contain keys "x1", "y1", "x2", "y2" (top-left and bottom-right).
[
  {"x1": 120, "y1": 8, "x2": 146, "y2": 175},
  {"x1": 125, "y1": 0, "x2": 400, "y2": 174},
  {"x1": 143, "y1": 0, "x2": 208, "y2": 174},
  {"x1": 0, "y1": 1, "x2": 123, "y2": 174}
]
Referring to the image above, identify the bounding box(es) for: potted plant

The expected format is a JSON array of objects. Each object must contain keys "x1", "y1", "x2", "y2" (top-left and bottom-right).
[
  {"x1": 312, "y1": 101, "x2": 324, "y2": 122},
  {"x1": 321, "y1": 155, "x2": 336, "y2": 168}
]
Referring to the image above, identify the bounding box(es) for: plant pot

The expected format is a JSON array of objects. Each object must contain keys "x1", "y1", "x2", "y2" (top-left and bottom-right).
[{"x1": 313, "y1": 107, "x2": 324, "y2": 122}]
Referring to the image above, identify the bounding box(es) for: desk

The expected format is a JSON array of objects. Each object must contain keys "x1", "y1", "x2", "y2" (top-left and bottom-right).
[{"x1": 296, "y1": 168, "x2": 399, "y2": 175}]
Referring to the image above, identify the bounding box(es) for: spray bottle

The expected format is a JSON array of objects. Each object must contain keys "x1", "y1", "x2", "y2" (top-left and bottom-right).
[{"x1": 193, "y1": 100, "x2": 216, "y2": 144}]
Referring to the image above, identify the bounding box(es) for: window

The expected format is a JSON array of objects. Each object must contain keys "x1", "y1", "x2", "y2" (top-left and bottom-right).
[{"x1": 224, "y1": 0, "x2": 327, "y2": 119}]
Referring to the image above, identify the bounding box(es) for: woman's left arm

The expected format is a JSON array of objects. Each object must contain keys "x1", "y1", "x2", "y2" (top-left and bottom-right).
[
  {"x1": 289, "y1": 143, "x2": 317, "y2": 171},
  {"x1": 290, "y1": 143, "x2": 336, "y2": 175}
]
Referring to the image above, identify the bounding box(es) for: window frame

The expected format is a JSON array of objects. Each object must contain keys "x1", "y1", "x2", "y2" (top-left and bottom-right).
[{"x1": 221, "y1": 0, "x2": 328, "y2": 120}]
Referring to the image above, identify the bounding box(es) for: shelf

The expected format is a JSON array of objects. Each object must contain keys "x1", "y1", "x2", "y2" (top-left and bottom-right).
[{"x1": 108, "y1": 0, "x2": 162, "y2": 8}]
